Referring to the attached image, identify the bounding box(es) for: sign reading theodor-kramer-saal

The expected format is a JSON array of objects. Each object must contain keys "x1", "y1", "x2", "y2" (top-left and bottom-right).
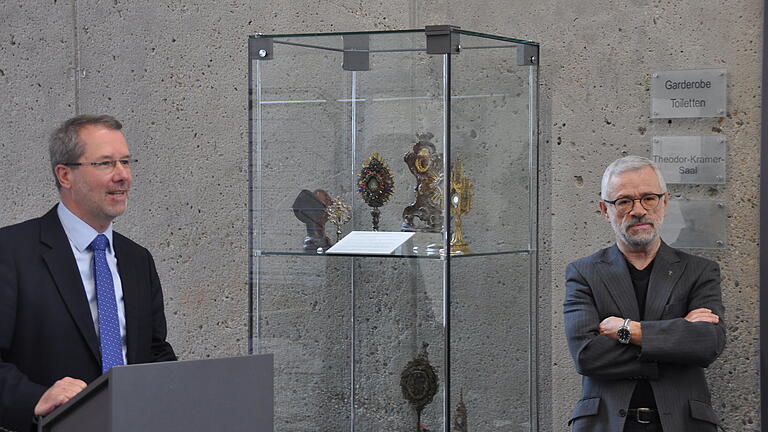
[
  {"x1": 650, "y1": 69, "x2": 727, "y2": 118},
  {"x1": 652, "y1": 136, "x2": 726, "y2": 184}
]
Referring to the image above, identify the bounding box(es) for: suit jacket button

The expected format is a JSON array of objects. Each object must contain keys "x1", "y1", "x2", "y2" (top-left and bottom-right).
[{"x1": 619, "y1": 409, "x2": 627, "y2": 417}]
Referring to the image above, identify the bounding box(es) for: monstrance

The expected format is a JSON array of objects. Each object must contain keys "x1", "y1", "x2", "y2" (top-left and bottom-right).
[
  {"x1": 449, "y1": 157, "x2": 473, "y2": 254},
  {"x1": 326, "y1": 196, "x2": 352, "y2": 242},
  {"x1": 357, "y1": 152, "x2": 394, "y2": 231}
]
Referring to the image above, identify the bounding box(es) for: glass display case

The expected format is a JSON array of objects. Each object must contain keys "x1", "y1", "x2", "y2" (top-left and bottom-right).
[{"x1": 248, "y1": 26, "x2": 539, "y2": 431}]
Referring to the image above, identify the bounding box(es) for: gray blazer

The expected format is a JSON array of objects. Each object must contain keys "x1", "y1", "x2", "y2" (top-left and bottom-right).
[{"x1": 564, "y1": 242, "x2": 725, "y2": 432}]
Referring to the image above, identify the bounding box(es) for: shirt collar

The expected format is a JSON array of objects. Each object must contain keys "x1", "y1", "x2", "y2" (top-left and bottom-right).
[{"x1": 57, "y1": 202, "x2": 114, "y2": 253}]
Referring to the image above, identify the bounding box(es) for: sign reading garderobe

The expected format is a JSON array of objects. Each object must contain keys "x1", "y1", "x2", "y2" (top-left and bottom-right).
[{"x1": 650, "y1": 69, "x2": 727, "y2": 118}]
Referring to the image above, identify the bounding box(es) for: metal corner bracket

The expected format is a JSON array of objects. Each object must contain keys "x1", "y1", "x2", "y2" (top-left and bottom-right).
[
  {"x1": 517, "y1": 44, "x2": 538, "y2": 66},
  {"x1": 425, "y1": 25, "x2": 461, "y2": 55},
  {"x1": 249, "y1": 37, "x2": 273, "y2": 61},
  {"x1": 343, "y1": 34, "x2": 370, "y2": 71}
]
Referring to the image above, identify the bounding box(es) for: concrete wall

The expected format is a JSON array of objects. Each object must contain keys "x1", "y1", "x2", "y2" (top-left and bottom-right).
[{"x1": 0, "y1": 0, "x2": 761, "y2": 431}]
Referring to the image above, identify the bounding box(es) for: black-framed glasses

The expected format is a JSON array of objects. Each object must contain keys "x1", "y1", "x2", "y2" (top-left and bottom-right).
[
  {"x1": 62, "y1": 159, "x2": 137, "y2": 172},
  {"x1": 603, "y1": 193, "x2": 665, "y2": 214}
]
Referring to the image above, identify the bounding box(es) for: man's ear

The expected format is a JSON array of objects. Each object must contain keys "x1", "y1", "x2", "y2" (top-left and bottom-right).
[
  {"x1": 659, "y1": 192, "x2": 669, "y2": 215},
  {"x1": 55, "y1": 165, "x2": 72, "y2": 190},
  {"x1": 599, "y1": 200, "x2": 609, "y2": 220}
]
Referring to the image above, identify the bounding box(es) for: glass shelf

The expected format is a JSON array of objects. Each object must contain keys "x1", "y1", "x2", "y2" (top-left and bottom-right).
[{"x1": 254, "y1": 249, "x2": 534, "y2": 259}]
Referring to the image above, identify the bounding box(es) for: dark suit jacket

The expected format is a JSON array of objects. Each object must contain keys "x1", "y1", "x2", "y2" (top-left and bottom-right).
[
  {"x1": 0, "y1": 206, "x2": 176, "y2": 432},
  {"x1": 564, "y1": 242, "x2": 725, "y2": 432}
]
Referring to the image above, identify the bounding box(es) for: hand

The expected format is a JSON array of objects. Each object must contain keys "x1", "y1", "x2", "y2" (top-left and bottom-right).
[
  {"x1": 685, "y1": 308, "x2": 720, "y2": 324},
  {"x1": 34, "y1": 377, "x2": 87, "y2": 416},
  {"x1": 598, "y1": 316, "x2": 624, "y2": 340}
]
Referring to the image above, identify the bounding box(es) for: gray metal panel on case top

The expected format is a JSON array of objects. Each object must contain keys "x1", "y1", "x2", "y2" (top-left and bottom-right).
[
  {"x1": 250, "y1": 37, "x2": 274, "y2": 60},
  {"x1": 343, "y1": 34, "x2": 369, "y2": 71},
  {"x1": 661, "y1": 200, "x2": 727, "y2": 249},
  {"x1": 652, "y1": 135, "x2": 726, "y2": 184},
  {"x1": 425, "y1": 25, "x2": 460, "y2": 54},
  {"x1": 650, "y1": 68, "x2": 727, "y2": 118},
  {"x1": 517, "y1": 44, "x2": 538, "y2": 66},
  {"x1": 40, "y1": 355, "x2": 274, "y2": 432}
]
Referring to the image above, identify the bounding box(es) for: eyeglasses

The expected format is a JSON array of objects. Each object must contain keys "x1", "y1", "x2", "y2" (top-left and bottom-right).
[
  {"x1": 63, "y1": 159, "x2": 137, "y2": 172},
  {"x1": 603, "y1": 193, "x2": 665, "y2": 214}
]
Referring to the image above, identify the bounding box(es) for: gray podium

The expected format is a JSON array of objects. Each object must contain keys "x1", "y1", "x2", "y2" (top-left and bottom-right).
[{"x1": 39, "y1": 354, "x2": 273, "y2": 432}]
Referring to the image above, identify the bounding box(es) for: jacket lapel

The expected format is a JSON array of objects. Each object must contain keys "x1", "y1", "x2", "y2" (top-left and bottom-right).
[
  {"x1": 114, "y1": 233, "x2": 140, "y2": 364},
  {"x1": 644, "y1": 242, "x2": 684, "y2": 320},
  {"x1": 597, "y1": 245, "x2": 640, "y2": 320},
  {"x1": 39, "y1": 206, "x2": 101, "y2": 363}
]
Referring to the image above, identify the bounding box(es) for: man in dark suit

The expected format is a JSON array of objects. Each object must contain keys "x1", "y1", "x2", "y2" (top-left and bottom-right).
[
  {"x1": 564, "y1": 156, "x2": 725, "y2": 432},
  {"x1": 0, "y1": 115, "x2": 176, "y2": 432}
]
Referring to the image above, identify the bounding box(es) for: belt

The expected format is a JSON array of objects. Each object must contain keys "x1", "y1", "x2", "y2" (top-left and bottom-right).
[{"x1": 627, "y1": 408, "x2": 660, "y2": 424}]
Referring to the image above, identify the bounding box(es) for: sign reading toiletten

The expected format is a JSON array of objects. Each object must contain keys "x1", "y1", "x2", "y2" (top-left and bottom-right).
[
  {"x1": 650, "y1": 69, "x2": 726, "y2": 118},
  {"x1": 651, "y1": 136, "x2": 726, "y2": 184}
]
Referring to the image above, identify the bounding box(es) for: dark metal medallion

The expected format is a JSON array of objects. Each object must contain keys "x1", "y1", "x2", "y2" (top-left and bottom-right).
[{"x1": 401, "y1": 342, "x2": 439, "y2": 431}]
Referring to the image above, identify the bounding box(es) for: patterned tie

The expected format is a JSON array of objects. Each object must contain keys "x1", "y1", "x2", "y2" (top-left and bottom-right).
[{"x1": 90, "y1": 234, "x2": 124, "y2": 373}]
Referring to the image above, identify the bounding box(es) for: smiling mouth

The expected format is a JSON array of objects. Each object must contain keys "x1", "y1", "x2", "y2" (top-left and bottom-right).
[{"x1": 108, "y1": 190, "x2": 128, "y2": 196}]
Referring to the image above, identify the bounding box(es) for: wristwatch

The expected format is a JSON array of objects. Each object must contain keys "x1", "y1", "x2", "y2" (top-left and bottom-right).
[{"x1": 617, "y1": 318, "x2": 632, "y2": 344}]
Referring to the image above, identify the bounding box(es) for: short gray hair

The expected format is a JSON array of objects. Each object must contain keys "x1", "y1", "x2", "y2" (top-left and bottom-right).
[
  {"x1": 49, "y1": 114, "x2": 122, "y2": 189},
  {"x1": 600, "y1": 155, "x2": 667, "y2": 199}
]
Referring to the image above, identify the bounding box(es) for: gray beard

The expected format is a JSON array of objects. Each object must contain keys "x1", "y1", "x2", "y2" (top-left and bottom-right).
[{"x1": 613, "y1": 216, "x2": 663, "y2": 250}]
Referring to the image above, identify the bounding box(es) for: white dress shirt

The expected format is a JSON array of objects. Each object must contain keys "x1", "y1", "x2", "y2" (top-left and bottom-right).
[{"x1": 57, "y1": 202, "x2": 128, "y2": 364}]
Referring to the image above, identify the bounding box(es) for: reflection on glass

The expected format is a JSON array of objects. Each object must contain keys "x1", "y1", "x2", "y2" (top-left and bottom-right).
[{"x1": 662, "y1": 200, "x2": 727, "y2": 248}]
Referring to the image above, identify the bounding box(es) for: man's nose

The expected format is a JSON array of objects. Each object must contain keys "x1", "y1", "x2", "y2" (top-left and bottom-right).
[
  {"x1": 628, "y1": 200, "x2": 647, "y2": 217},
  {"x1": 112, "y1": 162, "x2": 131, "y2": 181}
]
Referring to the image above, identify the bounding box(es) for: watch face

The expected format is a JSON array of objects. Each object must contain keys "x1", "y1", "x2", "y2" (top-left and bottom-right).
[{"x1": 617, "y1": 327, "x2": 631, "y2": 343}]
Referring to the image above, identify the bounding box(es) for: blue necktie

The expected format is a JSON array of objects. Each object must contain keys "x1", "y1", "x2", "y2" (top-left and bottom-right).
[{"x1": 90, "y1": 234, "x2": 124, "y2": 373}]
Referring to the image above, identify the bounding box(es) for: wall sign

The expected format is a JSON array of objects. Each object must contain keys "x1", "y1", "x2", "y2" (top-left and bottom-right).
[
  {"x1": 650, "y1": 69, "x2": 727, "y2": 118},
  {"x1": 661, "y1": 200, "x2": 727, "y2": 249},
  {"x1": 652, "y1": 136, "x2": 726, "y2": 184}
]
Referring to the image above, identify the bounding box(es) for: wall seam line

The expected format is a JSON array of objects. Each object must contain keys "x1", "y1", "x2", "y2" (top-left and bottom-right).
[{"x1": 72, "y1": 0, "x2": 80, "y2": 115}]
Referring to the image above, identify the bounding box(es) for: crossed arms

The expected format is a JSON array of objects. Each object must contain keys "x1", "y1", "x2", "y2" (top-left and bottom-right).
[{"x1": 563, "y1": 259, "x2": 726, "y2": 381}]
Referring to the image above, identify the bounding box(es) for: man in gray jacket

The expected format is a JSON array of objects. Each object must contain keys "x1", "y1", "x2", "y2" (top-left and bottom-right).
[{"x1": 564, "y1": 156, "x2": 725, "y2": 431}]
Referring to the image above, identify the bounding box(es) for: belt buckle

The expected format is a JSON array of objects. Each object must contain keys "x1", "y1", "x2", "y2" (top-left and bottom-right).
[{"x1": 635, "y1": 407, "x2": 652, "y2": 424}]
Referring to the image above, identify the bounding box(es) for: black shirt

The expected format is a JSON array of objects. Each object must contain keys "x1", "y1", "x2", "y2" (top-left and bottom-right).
[{"x1": 626, "y1": 259, "x2": 657, "y2": 409}]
